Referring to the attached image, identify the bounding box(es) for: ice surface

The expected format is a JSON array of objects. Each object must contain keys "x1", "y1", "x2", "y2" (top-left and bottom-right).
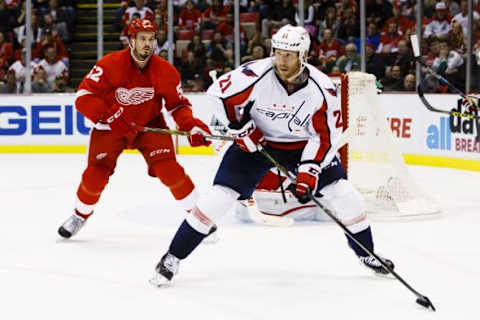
[{"x1": 1, "y1": 153, "x2": 479, "y2": 319}]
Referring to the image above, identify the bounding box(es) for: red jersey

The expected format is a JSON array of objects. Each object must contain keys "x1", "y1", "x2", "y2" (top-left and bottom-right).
[
  {"x1": 202, "y1": 5, "x2": 230, "y2": 23},
  {"x1": 76, "y1": 48, "x2": 193, "y2": 128},
  {"x1": 33, "y1": 37, "x2": 68, "y2": 60},
  {"x1": 382, "y1": 16, "x2": 413, "y2": 34},
  {"x1": 0, "y1": 41, "x2": 13, "y2": 67},
  {"x1": 217, "y1": 22, "x2": 246, "y2": 41},
  {"x1": 377, "y1": 31, "x2": 404, "y2": 53},
  {"x1": 178, "y1": 8, "x2": 202, "y2": 28},
  {"x1": 317, "y1": 39, "x2": 344, "y2": 61}
]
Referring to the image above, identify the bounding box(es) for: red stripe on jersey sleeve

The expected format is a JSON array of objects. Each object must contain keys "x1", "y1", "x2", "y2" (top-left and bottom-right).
[
  {"x1": 223, "y1": 86, "x2": 254, "y2": 123},
  {"x1": 311, "y1": 101, "x2": 331, "y2": 163}
]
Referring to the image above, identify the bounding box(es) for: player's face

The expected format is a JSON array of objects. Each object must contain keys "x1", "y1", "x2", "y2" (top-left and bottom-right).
[
  {"x1": 133, "y1": 31, "x2": 156, "y2": 60},
  {"x1": 274, "y1": 49, "x2": 301, "y2": 81}
]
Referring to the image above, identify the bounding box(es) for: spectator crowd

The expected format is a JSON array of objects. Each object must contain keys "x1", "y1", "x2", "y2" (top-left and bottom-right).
[
  {"x1": 114, "y1": 0, "x2": 480, "y2": 93},
  {"x1": 0, "y1": 0, "x2": 75, "y2": 93},
  {"x1": 2, "y1": 0, "x2": 480, "y2": 94}
]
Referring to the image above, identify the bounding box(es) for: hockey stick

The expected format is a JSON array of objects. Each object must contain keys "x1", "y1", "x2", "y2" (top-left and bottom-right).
[
  {"x1": 256, "y1": 145, "x2": 436, "y2": 311},
  {"x1": 417, "y1": 84, "x2": 480, "y2": 119},
  {"x1": 138, "y1": 126, "x2": 236, "y2": 141},
  {"x1": 410, "y1": 34, "x2": 480, "y2": 143},
  {"x1": 410, "y1": 34, "x2": 478, "y2": 107}
]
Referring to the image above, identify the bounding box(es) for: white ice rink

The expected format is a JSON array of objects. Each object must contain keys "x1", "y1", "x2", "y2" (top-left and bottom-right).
[{"x1": 1, "y1": 153, "x2": 479, "y2": 320}]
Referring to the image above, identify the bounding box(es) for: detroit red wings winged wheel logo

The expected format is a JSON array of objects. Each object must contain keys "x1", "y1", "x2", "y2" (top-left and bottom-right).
[{"x1": 115, "y1": 87, "x2": 155, "y2": 105}]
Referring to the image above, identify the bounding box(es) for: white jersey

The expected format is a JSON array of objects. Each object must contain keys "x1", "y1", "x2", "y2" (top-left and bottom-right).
[
  {"x1": 8, "y1": 60, "x2": 38, "y2": 82},
  {"x1": 37, "y1": 59, "x2": 68, "y2": 86},
  {"x1": 206, "y1": 57, "x2": 343, "y2": 169}
]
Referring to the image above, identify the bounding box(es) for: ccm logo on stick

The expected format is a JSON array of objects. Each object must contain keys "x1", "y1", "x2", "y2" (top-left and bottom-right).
[{"x1": 0, "y1": 105, "x2": 91, "y2": 135}]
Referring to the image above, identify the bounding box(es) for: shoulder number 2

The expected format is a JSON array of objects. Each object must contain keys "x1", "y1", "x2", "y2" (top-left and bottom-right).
[
  {"x1": 333, "y1": 110, "x2": 344, "y2": 128},
  {"x1": 86, "y1": 66, "x2": 104, "y2": 82}
]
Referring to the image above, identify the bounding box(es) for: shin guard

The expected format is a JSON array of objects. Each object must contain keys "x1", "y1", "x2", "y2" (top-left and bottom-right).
[
  {"x1": 76, "y1": 165, "x2": 112, "y2": 205},
  {"x1": 152, "y1": 160, "x2": 195, "y2": 200}
]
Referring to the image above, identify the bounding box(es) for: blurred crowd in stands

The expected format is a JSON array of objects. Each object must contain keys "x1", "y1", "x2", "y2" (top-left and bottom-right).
[
  {"x1": 0, "y1": 0, "x2": 75, "y2": 93},
  {"x1": 2, "y1": 0, "x2": 480, "y2": 94},
  {"x1": 114, "y1": 0, "x2": 480, "y2": 93}
]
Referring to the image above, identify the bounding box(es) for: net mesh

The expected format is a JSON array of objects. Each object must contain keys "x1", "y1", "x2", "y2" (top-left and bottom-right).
[{"x1": 339, "y1": 72, "x2": 441, "y2": 218}]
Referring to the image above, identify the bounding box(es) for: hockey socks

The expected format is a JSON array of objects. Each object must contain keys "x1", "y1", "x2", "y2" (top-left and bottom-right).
[
  {"x1": 346, "y1": 226, "x2": 374, "y2": 257},
  {"x1": 168, "y1": 220, "x2": 208, "y2": 259},
  {"x1": 75, "y1": 209, "x2": 92, "y2": 220}
]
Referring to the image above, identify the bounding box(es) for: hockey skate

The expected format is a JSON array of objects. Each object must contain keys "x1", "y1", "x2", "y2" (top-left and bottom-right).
[
  {"x1": 58, "y1": 214, "x2": 86, "y2": 239},
  {"x1": 149, "y1": 252, "x2": 180, "y2": 287},
  {"x1": 358, "y1": 255, "x2": 395, "y2": 277}
]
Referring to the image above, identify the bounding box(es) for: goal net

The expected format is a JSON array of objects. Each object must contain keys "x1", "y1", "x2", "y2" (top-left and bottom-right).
[{"x1": 332, "y1": 72, "x2": 441, "y2": 219}]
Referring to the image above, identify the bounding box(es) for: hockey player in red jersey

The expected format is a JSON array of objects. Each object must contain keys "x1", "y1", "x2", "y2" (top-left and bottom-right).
[
  {"x1": 58, "y1": 19, "x2": 213, "y2": 239},
  {"x1": 150, "y1": 25, "x2": 395, "y2": 286}
]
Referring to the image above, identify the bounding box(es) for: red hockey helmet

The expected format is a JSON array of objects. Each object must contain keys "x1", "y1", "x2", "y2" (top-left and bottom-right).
[{"x1": 127, "y1": 18, "x2": 158, "y2": 39}]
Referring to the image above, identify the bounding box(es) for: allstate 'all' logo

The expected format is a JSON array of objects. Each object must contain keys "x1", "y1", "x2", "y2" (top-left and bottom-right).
[{"x1": 426, "y1": 99, "x2": 480, "y2": 153}]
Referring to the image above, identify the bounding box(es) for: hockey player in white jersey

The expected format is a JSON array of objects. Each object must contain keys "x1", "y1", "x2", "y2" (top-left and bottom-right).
[{"x1": 150, "y1": 25, "x2": 394, "y2": 286}]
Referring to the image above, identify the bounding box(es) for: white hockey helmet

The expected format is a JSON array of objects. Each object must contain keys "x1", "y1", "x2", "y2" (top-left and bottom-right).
[{"x1": 271, "y1": 24, "x2": 311, "y2": 68}]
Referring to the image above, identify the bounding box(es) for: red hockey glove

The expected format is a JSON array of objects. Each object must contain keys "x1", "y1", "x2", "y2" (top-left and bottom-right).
[
  {"x1": 294, "y1": 162, "x2": 321, "y2": 203},
  {"x1": 180, "y1": 118, "x2": 212, "y2": 147},
  {"x1": 462, "y1": 96, "x2": 479, "y2": 113},
  {"x1": 228, "y1": 119, "x2": 266, "y2": 153},
  {"x1": 104, "y1": 104, "x2": 137, "y2": 137}
]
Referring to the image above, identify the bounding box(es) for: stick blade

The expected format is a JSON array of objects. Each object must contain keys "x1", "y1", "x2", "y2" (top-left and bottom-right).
[
  {"x1": 416, "y1": 295, "x2": 436, "y2": 311},
  {"x1": 410, "y1": 34, "x2": 421, "y2": 58}
]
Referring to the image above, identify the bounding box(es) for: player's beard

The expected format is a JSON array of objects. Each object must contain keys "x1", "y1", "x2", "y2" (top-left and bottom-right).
[
  {"x1": 138, "y1": 46, "x2": 152, "y2": 60},
  {"x1": 130, "y1": 41, "x2": 153, "y2": 69},
  {"x1": 134, "y1": 47, "x2": 152, "y2": 61},
  {"x1": 274, "y1": 63, "x2": 301, "y2": 83}
]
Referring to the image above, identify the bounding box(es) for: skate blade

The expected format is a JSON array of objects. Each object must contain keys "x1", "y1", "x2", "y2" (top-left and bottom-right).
[
  {"x1": 374, "y1": 271, "x2": 395, "y2": 279},
  {"x1": 149, "y1": 273, "x2": 172, "y2": 287},
  {"x1": 202, "y1": 232, "x2": 220, "y2": 244},
  {"x1": 359, "y1": 262, "x2": 395, "y2": 279}
]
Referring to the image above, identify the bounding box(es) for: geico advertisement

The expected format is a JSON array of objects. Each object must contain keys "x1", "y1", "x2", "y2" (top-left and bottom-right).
[
  {"x1": 378, "y1": 93, "x2": 480, "y2": 161},
  {"x1": 0, "y1": 94, "x2": 91, "y2": 145},
  {"x1": 0, "y1": 93, "x2": 210, "y2": 146}
]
